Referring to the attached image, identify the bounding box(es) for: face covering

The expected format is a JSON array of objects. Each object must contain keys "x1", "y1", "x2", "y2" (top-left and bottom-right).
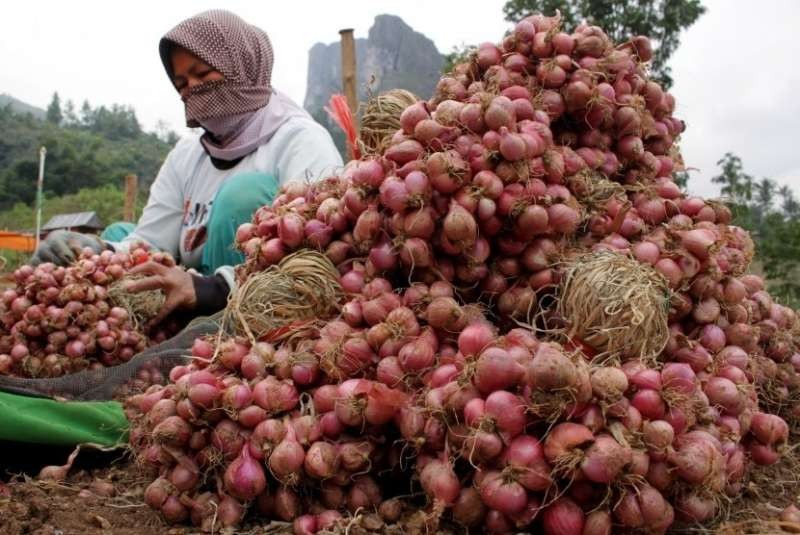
[{"x1": 159, "y1": 9, "x2": 309, "y2": 161}]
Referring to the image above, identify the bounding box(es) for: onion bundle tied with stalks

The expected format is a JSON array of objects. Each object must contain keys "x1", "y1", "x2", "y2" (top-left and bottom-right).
[
  {"x1": 358, "y1": 89, "x2": 419, "y2": 156},
  {"x1": 557, "y1": 251, "x2": 670, "y2": 365},
  {"x1": 225, "y1": 250, "x2": 343, "y2": 343}
]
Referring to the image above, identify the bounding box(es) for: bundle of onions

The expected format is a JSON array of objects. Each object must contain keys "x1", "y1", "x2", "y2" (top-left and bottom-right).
[
  {"x1": 224, "y1": 250, "x2": 342, "y2": 343},
  {"x1": 358, "y1": 89, "x2": 419, "y2": 156},
  {"x1": 557, "y1": 251, "x2": 670, "y2": 364}
]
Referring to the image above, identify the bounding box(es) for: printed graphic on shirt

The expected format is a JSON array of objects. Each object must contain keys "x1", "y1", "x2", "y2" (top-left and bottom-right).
[
  {"x1": 183, "y1": 199, "x2": 214, "y2": 252},
  {"x1": 184, "y1": 226, "x2": 208, "y2": 252}
]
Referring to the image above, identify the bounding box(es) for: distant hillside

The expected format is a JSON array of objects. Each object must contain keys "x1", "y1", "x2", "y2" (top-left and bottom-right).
[
  {"x1": 0, "y1": 100, "x2": 172, "y2": 216},
  {"x1": 0, "y1": 93, "x2": 45, "y2": 120},
  {"x1": 304, "y1": 14, "x2": 444, "y2": 154}
]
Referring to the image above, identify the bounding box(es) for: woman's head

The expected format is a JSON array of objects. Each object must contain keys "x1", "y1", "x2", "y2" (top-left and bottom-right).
[{"x1": 159, "y1": 10, "x2": 274, "y2": 134}]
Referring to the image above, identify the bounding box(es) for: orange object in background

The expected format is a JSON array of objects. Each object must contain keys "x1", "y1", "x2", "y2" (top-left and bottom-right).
[
  {"x1": 0, "y1": 231, "x2": 36, "y2": 252},
  {"x1": 325, "y1": 94, "x2": 360, "y2": 160}
]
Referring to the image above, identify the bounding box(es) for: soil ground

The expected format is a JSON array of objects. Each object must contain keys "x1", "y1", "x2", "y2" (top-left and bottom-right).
[{"x1": 1, "y1": 449, "x2": 800, "y2": 535}]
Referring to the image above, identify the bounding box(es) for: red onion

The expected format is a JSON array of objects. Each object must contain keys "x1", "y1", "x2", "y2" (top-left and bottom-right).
[
  {"x1": 631, "y1": 389, "x2": 665, "y2": 420},
  {"x1": 269, "y1": 427, "x2": 305, "y2": 484},
  {"x1": 479, "y1": 471, "x2": 528, "y2": 515},
  {"x1": 224, "y1": 445, "x2": 266, "y2": 501},
  {"x1": 485, "y1": 390, "x2": 527, "y2": 440},
  {"x1": 485, "y1": 96, "x2": 516, "y2": 131},
  {"x1": 419, "y1": 458, "x2": 459, "y2": 505},
  {"x1": 473, "y1": 347, "x2": 524, "y2": 393},
  {"x1": 452, "y1": 487, "x2": 487, "y2": 528},
  {"x1": 750, "y1": 412, "x2": 788, "y2": 445},
  {"x1": 400, "y1": 101, "x2": 430, "y2": 134},
  {"x1": 385, "y1": 139, "x2": 424, "y2": 165},
  {"x1": 581, "y1": 434, "x2": 631, "y2": 483},
  {"x1": 293, "y1": 515, "x2": 317, "y2": 535},
  {"x1": 542, "y1": 497, "x2": 585, "y2": 535}
]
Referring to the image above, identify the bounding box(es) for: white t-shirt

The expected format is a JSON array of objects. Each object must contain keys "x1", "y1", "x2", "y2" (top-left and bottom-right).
[{"x1": 110, "y1": 116, "x2": 343, "y2": 288}]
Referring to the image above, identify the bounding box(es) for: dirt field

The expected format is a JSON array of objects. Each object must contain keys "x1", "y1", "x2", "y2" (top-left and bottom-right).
[
  {"x1": 0, "y1": 462, "x2": 173, "y2": 535},
  {"x1": 0, "y1": 450, "x2": 455, "y2": 535}
]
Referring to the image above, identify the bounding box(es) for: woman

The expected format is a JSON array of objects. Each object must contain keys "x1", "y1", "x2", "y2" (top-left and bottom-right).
[{"x1": 32, "y1": 9, "x2": 342, "y2": 326}]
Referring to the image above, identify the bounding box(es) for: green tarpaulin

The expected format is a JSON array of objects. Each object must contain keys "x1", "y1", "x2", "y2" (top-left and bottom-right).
[{"x1": 0, "y1": 391, "x2": 128, "y2": 447}]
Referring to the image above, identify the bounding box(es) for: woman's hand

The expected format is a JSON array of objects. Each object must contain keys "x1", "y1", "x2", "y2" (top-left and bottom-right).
[
  {"x1": 125, "y1": 261, "x2": 198, "y2": 327},
  {"x1": 31, "y1": 230, "x2": 107, "y2": 266}
]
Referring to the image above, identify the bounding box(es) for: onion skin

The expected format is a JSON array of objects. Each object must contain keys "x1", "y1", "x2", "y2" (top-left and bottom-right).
[
  {"x1": 581, "y1": 434, "x2": 631, "y2": 483},
  {"x1": 419, "y1": 459, "x2": 459, "y2": 505},
  {"x1": 543, "y1": 497, "x2": 585, "y2": 535}
]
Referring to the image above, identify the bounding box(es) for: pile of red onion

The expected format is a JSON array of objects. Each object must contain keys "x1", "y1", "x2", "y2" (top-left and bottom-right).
[
  {"x1": 128, "y1": 12, "x2": 800, "y2": 534},
  {"x1": 0, "y1": 245, "x2": 176, "y2": 379}
]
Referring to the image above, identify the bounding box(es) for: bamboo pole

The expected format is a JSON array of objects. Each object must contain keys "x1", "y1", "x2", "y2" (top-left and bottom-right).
[
  {"x1": 339, "y1": 28, "x2": 358, "y2": 127},
  {"x1": 34, "y1": 147, "x2": 46, "y2": 249},
  {"x1": 123, "y1": 174, "x2": 138, "y2": 222}
]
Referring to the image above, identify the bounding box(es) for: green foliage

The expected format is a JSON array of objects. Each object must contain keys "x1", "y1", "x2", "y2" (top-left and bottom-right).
[
  {"x1": 0, "y1": 250, "x2": 30, "y2": 272},
  {"x1": 0, "y1": 101, "x2": 172, "y2": 209},
  {"x1": 502, "y1": 0, "x2": 706, "y2": 88},
  {"x1": 672, "y1": 170, "x2": 689, "y2": 189},
  {"x1": 709, "y1": 153, "x2": 800, "y2": 308},
  {"x1": 443, "y1": 44, "x2": 477, "y2": 74},
  {"x1": 0, "y1": 185, "x2": 146, "y2": 232}
]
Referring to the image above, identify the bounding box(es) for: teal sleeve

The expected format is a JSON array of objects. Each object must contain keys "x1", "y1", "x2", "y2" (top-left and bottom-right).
[
  {"x1": 0, "y1": 391, "x2": 128, "y2": 447},
  {"x1": 100, "y1": 222, "x2": 136, "y2": 243},
  {"x1": 201, "y1": 171, "x2": 279, "y2": 275}
]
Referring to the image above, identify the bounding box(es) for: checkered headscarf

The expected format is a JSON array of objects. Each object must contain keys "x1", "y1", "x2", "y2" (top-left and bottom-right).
[{"x1": 159, "y1": 10, "x2": 274, "y2": 128}]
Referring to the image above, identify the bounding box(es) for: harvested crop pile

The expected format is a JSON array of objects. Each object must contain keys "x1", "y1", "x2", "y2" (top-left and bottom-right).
[
  {"x1": 0, "y1": 245, "x2": 179, "y2": 378},
  {"x1": 126, "y1": 11, "x2": 800, "y2": 535}
]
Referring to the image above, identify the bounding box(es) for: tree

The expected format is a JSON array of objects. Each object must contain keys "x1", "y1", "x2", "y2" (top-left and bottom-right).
[
  {"x1": 46, "y1": 92, "x2": 63, "y2": 124},
  {"x1": 502, "y1": 0, "x2": 706, "y2": 88},
  {"x1": 752, "y1": 177, "x2": 775, "y2": 225},
  {"x1": 755, "y1": 178, "x2": 775, "y2": 211},
  {"x1": 0, "y1": 185, "x2": 146, "y2": 233},
  {"x1": 712, "y1": 152, "x2": 753, "y2": 205},
  {"x1": 62, "y1": 99, "x2": 77, "y2": 126},
  {"x1": 779, "y1": 185, "x2": 800, "y2": 218},
  {"x1": 672, "y1": 170, "x2": 689, "y2": 189},
  {"x1": 87, "y1": 104, "x2": 142, "y2": 140},
  {"x1": 80, "y1": 99, "x2": 93, "y2": 127}
]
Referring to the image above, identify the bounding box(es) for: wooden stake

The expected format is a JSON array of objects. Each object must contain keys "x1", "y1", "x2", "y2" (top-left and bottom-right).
[
  {"x1": 339, "y1": 28, "x2": 358, "y2": 138},
  {"x1": 124, "y1": 174, "x2": 138, "y2": 222}
]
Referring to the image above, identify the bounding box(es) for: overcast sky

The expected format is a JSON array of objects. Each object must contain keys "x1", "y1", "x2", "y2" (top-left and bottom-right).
[{"x1": 1, "y1": 0, "x2": 798, "y2": 198}]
